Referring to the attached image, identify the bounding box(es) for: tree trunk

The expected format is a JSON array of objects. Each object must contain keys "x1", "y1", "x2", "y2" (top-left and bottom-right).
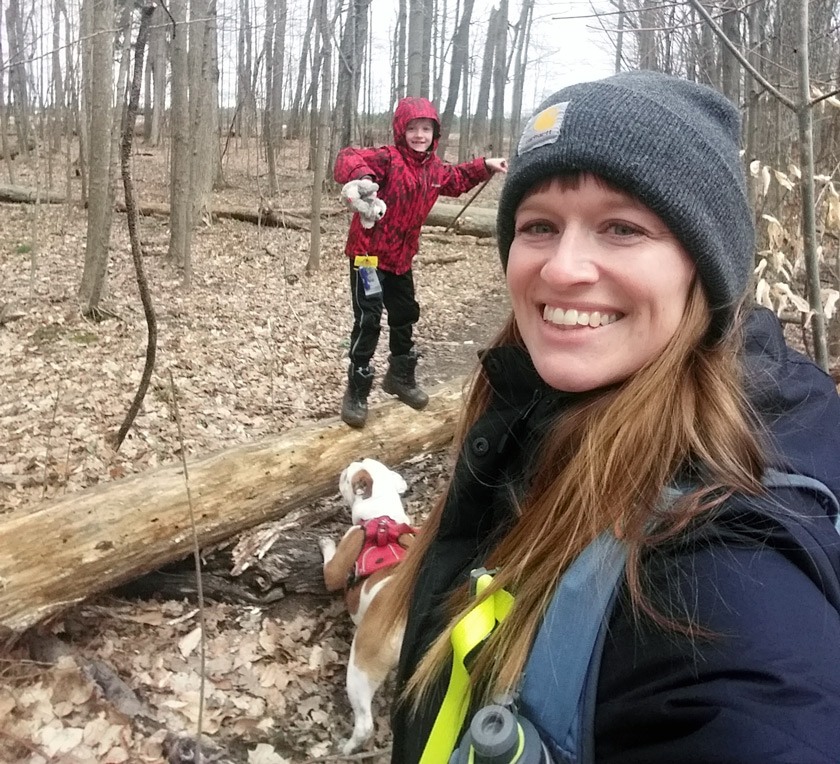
[
  {"x1": 236, "y1": 0, "x2": 255, "y2": 139},
  {"x1": 437, "y1": 0, "x2": 476, "y2": 157},
  {"x1": 637, "y1": 0, "x2": 659, "y2": 71},
  {"x1": 406, "y1": 0, "x2": 425, "y2": 96},
  {"x1": 614, "y1": 0, "x2": 625, "y2": 73},
  {"x1": 264, "y1": 0, "x2": 279, "y2": 194},
  {"x1": 508, "y1": 0, "x2": 534, "y2": 150},
  {"x1": 489, "y1": 0, "x2": 508, "y2": 155},
  {"x1": 432, "y1": 0, "x2": 446, "y2": 105},
  {"x1": 168, "y1": 0, "x2": 190, "y2": 273},
  {"x1": 332, "y1": 0, "x2": 373, "y2": 163},
  {"x1": 471, "y1": 7, "x2": 497, "y2": 155},
  {"x1": 289, "y1": 0, "x2": 316, "y2": 138},
  {"x1": 719, "y1": 0, "x2": 741, "y2": 104},
  {"x1": 271, "y1": 0, "x2": 287, "y2": 145},
  {"x1": 795, "y1": 0, "x2": 828, "y2": 370},
  {"x1": 188, "y1": 0, "x2": 219, "y2": 231},
  {"x1": 78, "y1": 0, "x2": 115, "y2": 316},
  {"x1": 0, "y1": 379, "x2": 464, "y2": 637},
  {"x1": 5, "y1": 0, "x2": 31, "y2": 158},
  {"x1": 51, "y1": 0, "x2": 65, "y2": 152},
  {"x1": 392, "y1": 0, "x2": 407, "y2": 110},
  {"x1": 420, "y1": 0, "x2": 433, "y2": 97},
  {"x1": 308, "y1": 0, "x2": 331, "y2": 273},
  {"x1": 147, "y1": 4, "x2": 168, "y2": 147}
]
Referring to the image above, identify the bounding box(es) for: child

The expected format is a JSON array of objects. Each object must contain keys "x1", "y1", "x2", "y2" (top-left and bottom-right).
[{"x1": 334, "y1": 96, "x2": 507, "y2": 428}]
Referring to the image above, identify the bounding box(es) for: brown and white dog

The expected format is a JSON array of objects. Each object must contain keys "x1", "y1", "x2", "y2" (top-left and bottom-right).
[{"x1": 319, "y1": 459, "x2": 416, "y2": 754}]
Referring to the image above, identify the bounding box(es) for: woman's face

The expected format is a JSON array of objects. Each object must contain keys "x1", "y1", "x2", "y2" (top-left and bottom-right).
[{"x1": 506, "y1": 175, "x2": 696, "y2": 392}]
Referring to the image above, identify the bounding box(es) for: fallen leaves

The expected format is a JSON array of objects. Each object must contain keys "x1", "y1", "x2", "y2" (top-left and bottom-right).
[{"x1": 1, "y1": 141, "x2": 504, "y2": 762}]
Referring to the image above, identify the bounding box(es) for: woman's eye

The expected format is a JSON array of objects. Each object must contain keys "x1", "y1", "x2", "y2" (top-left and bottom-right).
[
  {"x1": 516, "y1": 220, "x2": 555, "y2": 236},
  {"x1": 607, "y1": 222, "x2": 644, "y2": 237}
]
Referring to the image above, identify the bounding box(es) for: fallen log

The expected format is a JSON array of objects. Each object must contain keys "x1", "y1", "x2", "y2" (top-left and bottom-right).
[
  {"x1": 425, "y1": 201, "x2": 496, "y2": 238},
  {"x1": 114, "y1": 200, "x2": 320, "y2": 232},
  {"x1": 0, "y1": 185, "x2": 320, "y2": 233},
  {"x1": 0, "y1": 183, "x2": 497, "y2": 237},
  {"x1": 0, "y1": 377, "x2": 465, "y2": 637},
  {"x1": 0, "y1": 184, "x2": 66, "y2": 204}
]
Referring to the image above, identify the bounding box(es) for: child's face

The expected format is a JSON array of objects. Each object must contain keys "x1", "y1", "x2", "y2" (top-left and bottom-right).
[
  {"x1": 405, "y1": 118, "x2": 435, "y2": 152},
  {"x1": 506, "y1": 174, "x2": 696, "y2": 393}
]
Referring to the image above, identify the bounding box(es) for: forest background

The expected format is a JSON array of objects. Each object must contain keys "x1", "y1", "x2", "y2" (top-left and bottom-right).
[{"x1": 1, "y1": 0, "x2": 840, "y2": 762}]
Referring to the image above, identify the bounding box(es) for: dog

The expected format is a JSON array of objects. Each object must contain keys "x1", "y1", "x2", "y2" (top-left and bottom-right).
[{"x1": 320, "y1": 459, "x2": 416, "y2": 754}]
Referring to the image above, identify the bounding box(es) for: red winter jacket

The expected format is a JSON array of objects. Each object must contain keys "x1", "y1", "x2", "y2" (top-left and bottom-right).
[{"x1": 334, "y1": 97, "x2": 491, "y2": 274}]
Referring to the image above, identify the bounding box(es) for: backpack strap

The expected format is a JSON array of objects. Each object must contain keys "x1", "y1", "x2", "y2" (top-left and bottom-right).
[
  {"x1": 518, "y1": 531, "x2": 627, "y2": 764},
  {"x1": 762, "y1": 468, "x2": 840, "y2": 531},
  {"x1": 519, "y1": 473, "x2": 839, "y2": 764}
]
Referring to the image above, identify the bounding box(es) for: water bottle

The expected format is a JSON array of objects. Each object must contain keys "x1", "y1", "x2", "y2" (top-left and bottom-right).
[{"x1": 450, "y1": 703, "x2": 554, "y2": 764}]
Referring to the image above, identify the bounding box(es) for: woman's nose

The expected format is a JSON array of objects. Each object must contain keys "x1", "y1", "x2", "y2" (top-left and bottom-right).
[{"x1": 541, "y1": 227, "x2": 599, "y2": 285}]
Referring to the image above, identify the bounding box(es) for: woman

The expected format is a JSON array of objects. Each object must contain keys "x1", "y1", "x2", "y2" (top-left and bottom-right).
[{"x1": 385, "y1": 71, "x2": 840, "y2": 763}]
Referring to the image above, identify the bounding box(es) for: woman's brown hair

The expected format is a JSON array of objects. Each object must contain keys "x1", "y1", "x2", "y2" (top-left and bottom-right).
[{"x1": 383, "y1": 250, "x2": 764, "y2": 714}]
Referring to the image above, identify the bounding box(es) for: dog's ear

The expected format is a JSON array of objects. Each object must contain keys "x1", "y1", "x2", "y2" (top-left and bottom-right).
[
  {"x1": 388, "y1": 469, "x2": 408, "y2": 495},
  {"x1": 351, "y1": 469, "x2": 374, "y2": 500}
]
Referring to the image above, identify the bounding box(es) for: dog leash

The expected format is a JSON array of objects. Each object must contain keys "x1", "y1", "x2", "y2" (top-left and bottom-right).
[{"x1": 419, "y1": 568, "x2": 514, "y2": 764}]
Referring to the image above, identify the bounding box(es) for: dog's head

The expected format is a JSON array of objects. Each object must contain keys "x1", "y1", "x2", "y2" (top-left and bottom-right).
[{"x1": 339, "y1": 458, "x2": 409, "y2": 525}]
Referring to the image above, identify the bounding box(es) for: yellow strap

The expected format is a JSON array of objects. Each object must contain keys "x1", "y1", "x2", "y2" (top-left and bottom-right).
[
  {"x1": 354, "y1": 254, "x2": 378, "y2": 267},
  {"x1": 419, "y1": 574, "x2": 514, "y2": 764}
]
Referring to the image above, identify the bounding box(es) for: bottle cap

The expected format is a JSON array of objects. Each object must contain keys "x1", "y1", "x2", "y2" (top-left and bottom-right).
[{"x1": 469, "y1": 704, "x2": 519, "y2": 761}]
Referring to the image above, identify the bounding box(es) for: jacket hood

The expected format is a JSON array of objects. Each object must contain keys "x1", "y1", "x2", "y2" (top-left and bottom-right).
[
  {"x1": 742, "y1": 307, "x2": 840, "y2": 505},
  {"x1": 393, "y1": 97, "x2": 440, "y2": 159}
]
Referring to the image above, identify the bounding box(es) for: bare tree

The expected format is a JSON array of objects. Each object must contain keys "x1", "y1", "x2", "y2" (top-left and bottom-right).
[
  {"x1": 289, "y1": 0, "x2": 316, "y2": 138},
  {"x1": 391, "y1": 0, "x2": 407, "y2": 109},
  {"x1": 333, "y1": 0, "x2": 373, "y2": 159},
  {"x1": 5, "y1": 0, "x2": 31, "y2": 156},
  {"x1": 145, "y1": 4, "x2": 168, "y2": 146},
  {"x1": 637, "y1": 0, "x2": 659, "y2": 71},
  {"x1": 687, "y1": 0, "x2": 833, "y2": 368},
  {"x1": 509, "y1": 0, "x2": 534, "y2": 150},
  {"x1": 308, "y1": 0, "x2": 332, "y2": 274},
  {"x1": 489, "y1": 0, "x2": 508, "y2": 155},
  {"x1": 471, "y1": 6, "x2": 498, "y2": 155},
  {"x1": 437, "y1": 0, "x2": 476, "y2": 157},
  {"x1": 264, "y1": 0, "x2": 280, "y2": 194},
  {"x1": 406, "y1": 0, "x2": 426, "y2": 95},
  {"x1": 168, "y1": 0, "x2": 190, "y2": 276},
  {"x1": 78, "y1": 0, "x2": 115, "y2": 317},
  {"x1": 236, "y1": 0, "x2": 256, "y2": 138}
]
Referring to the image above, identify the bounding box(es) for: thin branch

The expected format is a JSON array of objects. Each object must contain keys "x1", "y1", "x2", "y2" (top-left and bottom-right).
[
  {"x1": 169, "y1": 369, "x2": 208, "y2": 763},
  {"x1": 685, "y1": 0, "x2": 796, "y2": 111},
  {"x1": 41, "y1": 384, "x2": 61, "y2": 499},
  {"x1": 811, "y1": 87, "x2": 840, "y2": 108},
  {"x1": 113, "y1": 4, "x2": 158, "y2": 450}
]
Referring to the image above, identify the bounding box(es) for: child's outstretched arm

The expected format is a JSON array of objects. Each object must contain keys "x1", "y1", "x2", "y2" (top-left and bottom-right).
[
  {"x1": 438, "y1": 155, "x2": 508, "y2": 197},
  {"x1": 484, "y1": 157, "x2": 508, "y2": 174}
]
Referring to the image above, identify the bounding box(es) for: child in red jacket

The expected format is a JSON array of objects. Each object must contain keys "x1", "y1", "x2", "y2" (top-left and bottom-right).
[{"x1": 334, "y1": 96, "x2": 507, "y2": 428}]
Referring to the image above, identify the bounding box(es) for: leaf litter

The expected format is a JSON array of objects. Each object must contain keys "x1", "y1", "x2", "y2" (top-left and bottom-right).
[{"x1": 0, "y1": 143, "x2": 511, "y2": 762}]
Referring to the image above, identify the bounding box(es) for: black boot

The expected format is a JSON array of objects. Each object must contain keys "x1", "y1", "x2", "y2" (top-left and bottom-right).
[
  {"x1": 341, "y1": 364, "x2": 375, "y2": 428},
  {"x1": 382, "y1": 352, "x2": 429, "y2": 410}
]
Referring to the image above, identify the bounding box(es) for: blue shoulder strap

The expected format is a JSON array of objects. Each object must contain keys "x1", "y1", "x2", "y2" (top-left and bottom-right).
[
  {"x1": 518, "y1": 530, "x2": 627, "y2": 764},
  {"x1": 519, "y1": 473, "x2": 840, "y2": 764}
]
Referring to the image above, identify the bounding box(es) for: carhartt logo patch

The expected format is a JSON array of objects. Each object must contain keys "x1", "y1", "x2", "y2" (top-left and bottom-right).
[{"x1": 518, "y1": 102, "x2": 569, "y2": 156}]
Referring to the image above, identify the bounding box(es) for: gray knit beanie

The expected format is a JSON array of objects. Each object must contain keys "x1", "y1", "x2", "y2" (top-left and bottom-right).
[{"x1": 497, "y1": 70, "x2": 754, "y2": 340}]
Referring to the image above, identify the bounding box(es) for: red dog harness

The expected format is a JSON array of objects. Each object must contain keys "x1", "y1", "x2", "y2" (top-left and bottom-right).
[{"x1": 353, "y1": 515, "x2": 416, "y2": 581}]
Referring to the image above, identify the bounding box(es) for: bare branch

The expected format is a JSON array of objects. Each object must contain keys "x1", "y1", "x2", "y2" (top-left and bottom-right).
[{"x1": 685, "y1": 0, "x2": 796, "y2": 111}]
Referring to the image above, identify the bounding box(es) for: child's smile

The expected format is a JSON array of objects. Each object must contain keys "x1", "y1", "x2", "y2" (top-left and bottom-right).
[{"x1": 405, "y1": 118, "x2": 435, "y2": 152}]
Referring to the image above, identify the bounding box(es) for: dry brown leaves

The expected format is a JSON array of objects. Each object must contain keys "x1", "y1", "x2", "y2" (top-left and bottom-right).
[{"x1": 0, "y1": 141, "x2": 509, "y2": 762}]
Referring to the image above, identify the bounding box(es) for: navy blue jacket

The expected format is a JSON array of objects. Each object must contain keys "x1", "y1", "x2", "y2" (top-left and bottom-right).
[{"x1": 392, "y1": 308, "x2": 840, "y2": 763}]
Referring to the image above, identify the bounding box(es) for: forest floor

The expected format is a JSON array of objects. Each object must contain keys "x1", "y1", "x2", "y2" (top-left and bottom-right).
[{"x1": 0, "y1": 138, "x2": 511, "y2": 763}]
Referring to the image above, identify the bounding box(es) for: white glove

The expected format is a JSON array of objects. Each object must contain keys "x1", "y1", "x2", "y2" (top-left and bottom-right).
[{"x1": 341, "y1": 179, "x2": 387, "y2": 229}]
